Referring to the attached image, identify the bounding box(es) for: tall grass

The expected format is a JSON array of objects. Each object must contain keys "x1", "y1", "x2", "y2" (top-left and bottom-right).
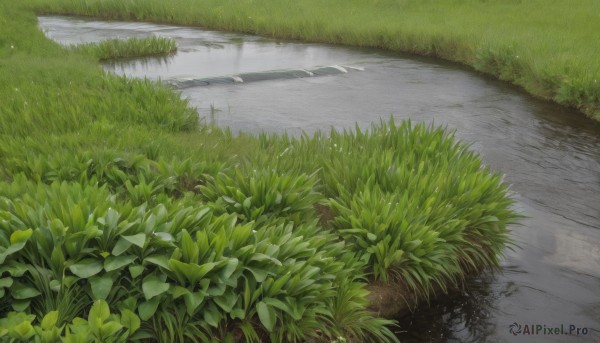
[
  {"x1": 72, "y1": 36, "x2": 177, "y2": 61},
  {"x1": 24, "y1": 0, "x2": 600, "y2": 120}
]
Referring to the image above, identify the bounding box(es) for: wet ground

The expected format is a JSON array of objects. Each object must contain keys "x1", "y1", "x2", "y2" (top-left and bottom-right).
[{"x1": 39, "y1": 16, "x2": 600, "y2": 342}]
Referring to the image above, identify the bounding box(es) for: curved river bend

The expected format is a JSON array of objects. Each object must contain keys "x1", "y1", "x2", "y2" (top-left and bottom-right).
[{"x1": 39, "y1": 16, "x2": 600, "y2": 342}]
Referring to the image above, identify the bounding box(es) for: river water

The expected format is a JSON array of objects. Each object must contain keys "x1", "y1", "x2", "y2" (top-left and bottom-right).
[{"x1": 39, "y1": 16, "x2": 600, "y2": 342}]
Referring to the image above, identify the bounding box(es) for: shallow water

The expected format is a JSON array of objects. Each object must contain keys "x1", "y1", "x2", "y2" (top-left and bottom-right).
[{"x1": 39, "y1": 16, "x2": 600, "y2": 342}]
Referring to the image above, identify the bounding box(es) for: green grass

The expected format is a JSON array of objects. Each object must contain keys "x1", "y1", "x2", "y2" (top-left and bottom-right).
[
  {"x1": 71, "y1": 36, "x2": 177, "y2": 61},
  {"x1": 0, "y1": 1, "x2": 521, "y2": 341},
  {"x1": 24, "y1": 0, "x2": 600, "y2": 120}
]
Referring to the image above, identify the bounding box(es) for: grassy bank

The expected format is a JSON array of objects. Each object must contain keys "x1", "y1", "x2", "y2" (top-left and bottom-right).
[
  {"x1": 23, "y1": 0, "x2": 600, "y2": 120},
  {"x1": 1, "y1": 2, "x2": 518, "y2": 342}
]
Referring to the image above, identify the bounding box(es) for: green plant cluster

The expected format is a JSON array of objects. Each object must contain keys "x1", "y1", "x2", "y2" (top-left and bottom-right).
[
  {"x1": 252, "y1": 121, "x2": 517, "y2": 296},
  {"x1": 71, "y1": 36, "x2": 177, "y2": 61},
  {"x1": 0, "y1": 173, "x2": 396, "y2": 342}
]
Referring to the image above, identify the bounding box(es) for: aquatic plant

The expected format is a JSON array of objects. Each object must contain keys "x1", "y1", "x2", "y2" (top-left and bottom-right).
[{"x1": 71, "y1": 36, "x2": 177, "y2": 61}]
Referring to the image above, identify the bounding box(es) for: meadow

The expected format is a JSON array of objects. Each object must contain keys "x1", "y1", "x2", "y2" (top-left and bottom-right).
[{"x1": 0, "y1": 1, "x2": 525, "y2": 341}]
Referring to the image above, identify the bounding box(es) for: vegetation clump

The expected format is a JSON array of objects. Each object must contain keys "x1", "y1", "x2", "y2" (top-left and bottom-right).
[{"x1": 71, "y1": 36, "x2": 177, "y2": 61}]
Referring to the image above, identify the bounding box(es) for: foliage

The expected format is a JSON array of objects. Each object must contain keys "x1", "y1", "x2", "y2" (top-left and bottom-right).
[
  {"x1": 0, "y1": 177, "x2": 398, "y2": 342},
  {"x1": 71, "y1": 36, "x2": 177, "y2": 61}
]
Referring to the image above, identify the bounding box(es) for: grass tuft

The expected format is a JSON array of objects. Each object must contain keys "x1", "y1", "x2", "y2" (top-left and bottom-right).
[{"x1": 71, "y1": 36, "x2": 177, "y2": 61}]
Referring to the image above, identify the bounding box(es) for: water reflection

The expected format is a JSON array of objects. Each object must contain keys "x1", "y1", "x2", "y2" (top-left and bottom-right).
[{"x1": 397, "y1": 272, "x2": 500, "y2": 343}]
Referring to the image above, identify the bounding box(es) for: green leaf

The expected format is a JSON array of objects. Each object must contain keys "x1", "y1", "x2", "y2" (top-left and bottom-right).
[
  {"x1": 69, "y1": 258, "x2": 103, "y2": 278},
  {"x1": 41, "y1": 311, "x2": 59, "y2": 330},
  {"x1": 203, "y1": 303, "x2": 221, "y2": 328},
  {"x1": 184, "y1": 291, "x2": 205, "y2": 315},
  {"x1": 243, "y1": 197, "x2": 252, "y2": 209},
  {"x1": 112, "y1": 238, "x2": 132, "y2": 256},
  {"x1": 142, "y1": 273, "x2": 170, "y2": 300},
  {"x1": 171, "y1": 286, "x2": 190, "y2": 300},
  {"x1": 245, "y1": 266, "x2": 268, "y2": 282},
  {"x1": 10, "y1": 229, "x2": 32, "y2": 245},
  {"x1": 12, "y1": 300, "x2": 30, "y2": 312},
  {"x1": 144, "y1": 255, "x2": 170, "y2": 270},
  {"x1": 0, "y1": 277, "x2": 13, "y2": 288},
  {"x1": 129, "y1": 265, "x2": 144, "y2": 279},
  {"x1": 120, "y1": 309, "x2": 140, "y2": 334},
  {"x1": 12, "y1": 321, "x2": 35, "y2": 340},
  {"x1": 49, "y1": 279, "x2": 61, "y2": 292},
  {"x1": 250, "y1": 253, "x2": 282, "y2": 266},
  {"x1": 104, "y1": 255, "x2": 137, "y2": 272},
  {"x1": 256, "y1": 301, "x2": 276, "y2": 332},
  {"x1": 122, "y1": 233, "x2": 146, "y2": 248},
  {"x1": 11, "y1": 282, "x2": 41, "y2": 299},
  {"x1": 89, "y1": 300, "x2": 110, "y2": 323},
  {"x1": 90, "y1": 274, "x2": 113, "y2": 300},
  {"x1": 168, "y1": 260, "x2": 216, "y2": 285},
  {"x1": 218, "y1": 259, "x2": 238, "y2": 281},
  {"x1": 214, "y1": 292, "x2": 238, "y2": 313},
  {"x1": 138, "y1": 297, "x2": 160, "y2": 321},
  {"x1": 100, "y1": 321, "x2": 123, "y2": 337}
]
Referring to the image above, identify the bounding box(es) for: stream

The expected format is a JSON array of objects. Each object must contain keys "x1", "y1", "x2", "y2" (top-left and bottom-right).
[{"x1": 39, "y1": 16, "x2": 600, "y2": 342}]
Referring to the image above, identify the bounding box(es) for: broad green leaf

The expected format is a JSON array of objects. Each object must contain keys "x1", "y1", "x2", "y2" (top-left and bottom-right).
[
  {"x1": 138, "y1": 297, "x2": 160, "y2": 321},
  {"x1": 142, "y1": 273, "x2": 169, "y2": 300},
  {"x1": 100, "y1": 321, "x2": 123, "y2": 337},
  {"x1": 171, "y1": 286, "x2": 190, "y2": 300},
  {"x1": 263, "y1": 298, "x2": 294, "y2": 318},
  {"x1": 214, "y1": 292, "x2": 238, "y2": 313},
  {"x1": 122, "y1": 233, "x2": 146, "y2": 248},
  {"x1": 245, "y1": 266, "x2": 268, "y2": 282},
  {"x1": 11, "y1": 282, "x2": 41, "y2": 299},
  {"x1": 120, "y1": 309, "x2": 140, "y2": 334},
  {"x1": 69, "y1": 258, "x2": 103, "y2": 278},
  {"x1": 231, "y1": 308, "x2": 245, "y2": 320},
  {"x1": 89, "y1": 300, "x2": 110, "y2": 323},
  {"x1": 256, "y1": 301, "x2": 276, "y2": 332},
  {"x1": 203, "y1": 303, "x2": 221, "y2": 328},
  {"x1": 154, "y1": 232, "x2": 173, "y2": 242},
  {"x1": 41, "y1": 311, "x2": 59, "y2": 330},
  {"x1": 243, "y1": 197, "x2": 252, "y2": 209},
  {"x1": 90, "y1": 274, "x2": 113, "y2": 300},
  {"x1": 11, "y1": 300, "x2": 30, "y2": 312},
  {"x1": 250, "y1": 253, "x2": 282, "y2": 266},
  {"x1": 144, "y1": 255, "x2": 170, "y2": 270},
  {"x1": 112, "y1": 238, "x2": 132, "y2": 256},
  {"x1": 104, "y1": 255, "x2": 137, "y2": 272},
  {"x1": 10, "y1": 229, "x2": 32, "y2": 245},
  {"x1": 129, "y1": 265, "x2": 144, "y2": 279},
  {"x1": 12, "y1": 321, "x2": 35, "y2": 340},
  {"x1": 219, "y1": 259, "x2": 239, "y2": 280},
  {"x1": 184, "y1": 291, "x2": 205, "y2": 315},
  {"x1": 0, "y1": 277, "x2": 13, "y2": 288}
]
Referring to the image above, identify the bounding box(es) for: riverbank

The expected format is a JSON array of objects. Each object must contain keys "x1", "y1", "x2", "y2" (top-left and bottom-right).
[
  {"x1": 1, "y1": 2, "x2": 517, "y2": 342},
  {"x1": 23, "y1": 0, "x2": 600, "y2": 121}
]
